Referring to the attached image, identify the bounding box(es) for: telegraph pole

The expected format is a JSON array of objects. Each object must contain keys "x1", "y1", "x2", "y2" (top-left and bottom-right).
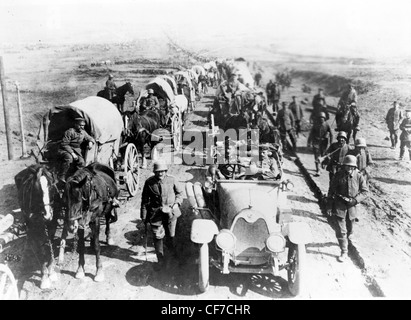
[
  {"x1": 0, "y1": 56, "x2": 14, "y2": 160},
  {"x1": 15, "y1": 81, "x2": 29, "y2": 158}
]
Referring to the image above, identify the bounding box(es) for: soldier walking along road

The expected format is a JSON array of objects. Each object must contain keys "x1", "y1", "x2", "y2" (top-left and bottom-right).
[
  {"x1": 277, "y1": 101, "x2": 297, "y2": 152},
  {"x1": 307, "y1": 112, "x2": 333, "y2": 177},
  {"x1": 349, "y1": 138, "x2": 374, "y2": 185},
  {"x1": 140, "y1": 161, "x2": 184, "y2": 270},
  {"x1": 312, "y1": 88, "x2": 327, "y2": 114},
  {"x1": 385, "y1": 101, "x2": 404, "y2": 149},
  {"x1": 321, "y1": 131, "x2": 354, "y2": 185},
  {"x1": 399, "y1": 110, "x2": 411, "y2": 161},
  {"x1": 289, "y1": 96, "x2": 304, "y2": 137},
  {"x1": 326, "y1": 155, "x2": 369, "y2": 263},
  {"x1": 272, "y1": 81, "x2": 281, "y2": 114}
]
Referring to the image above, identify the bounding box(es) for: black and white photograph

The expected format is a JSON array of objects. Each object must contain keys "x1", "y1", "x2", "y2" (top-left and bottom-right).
[{"x1": 0, "y1": 0, "x2": 410, "y2": 301}]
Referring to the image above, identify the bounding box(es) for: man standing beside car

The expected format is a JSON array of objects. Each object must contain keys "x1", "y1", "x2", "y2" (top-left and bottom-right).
[
  {"x1": 140, "y1": 160, "x2": 183, "y2": 270},
  {"x1": 327, "y1": 155, "x2": 369, "y2": 262}
]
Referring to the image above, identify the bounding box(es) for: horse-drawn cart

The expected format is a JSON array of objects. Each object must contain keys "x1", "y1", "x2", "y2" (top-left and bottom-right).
[
  {"x1": 37, "y1": 96, "x2": 140, "y2": 196},
  {"x1": 135, "y1": 77, "x2": 186, "y2": 153}
]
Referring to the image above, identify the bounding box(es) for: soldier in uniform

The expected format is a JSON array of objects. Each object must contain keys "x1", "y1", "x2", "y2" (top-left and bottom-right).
[
  {"x1": 254, "y1": 145, "x2": 282, "y2": 180},
  {"x1": 337, "y1": 83, "x2": 358, "y2": 111},
  {"x1": 312, "y1": 88, "x2": 327, "y2": 113},
  {"x1": 57, "y1": 117, "x2": 95, "y2": 183},
  {"x1": 277, "y1": 101, "x2": 297, "y2": 151},
  {"x1": 220, "y1": 74, "x2": 242, "y2": 114},
  {"x1": 321, "y1": 131, "x2": 354, "y2": 184},
  {"x1": 105, "y1": 74, "x2": 117, "y2": 100},
  {"x1": 266, "y1": 80, "x2": 275, "y2": 107},
  {"x1": 349, "y1": 138, "x2": 374, "y2": 185},
  {"x1": 385, "y1": 101, "x2": 404, "y2": 149},
  {"x1": 140, "y1": 88, "x2": 160, "y2": 113},
  {"x1": 309, "y1": 99, "x2": 330, "y2": 124},
  {"x1": 399, "y1": 111, "x2": 411, "y2": 161},
  {"x1": 289, "y1": 96, "x2": 304, "y2": 137},
  {"x1": 326, "y1": 155, "x2": 369, "y2": 262},
  {"x1": 272, "y1": 81, "x2": 281, "y2": 114},
  {"x1": 140, "y1": 161, "x2": 183, "y2": 270},
  {"x1": 307, "y1": 112, "x2": 333, "y2": 176}
]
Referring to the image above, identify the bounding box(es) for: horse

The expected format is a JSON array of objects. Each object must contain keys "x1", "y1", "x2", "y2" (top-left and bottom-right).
[
  {"x1": 335, "y1": 104, "x2": 359, "y2": 143},
  {"x1": 65, "y1": 163, "x2": 119, "y2": 282},
  {"x1": 123, "y1": 109, "x2": 161, "y2": 169},
  {"x1": 172, "y1": 94, "x2": 188, "y2": 127},
  {"x1": 97, "y1": 82, "x2": 134, "y2": 113},
  {"x1": 14, "y1": 164, "x2": 65, "y2": 290}
]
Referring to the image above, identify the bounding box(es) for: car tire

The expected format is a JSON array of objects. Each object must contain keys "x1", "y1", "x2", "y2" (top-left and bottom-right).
[{"x1": 287, "y1": 243, "x2": 306, "y2": 296}]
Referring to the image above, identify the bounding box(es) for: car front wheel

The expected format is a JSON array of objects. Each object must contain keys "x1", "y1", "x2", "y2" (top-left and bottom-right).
[{"x1": 287, "y1": 243, "x2": 307, "y2": 296}]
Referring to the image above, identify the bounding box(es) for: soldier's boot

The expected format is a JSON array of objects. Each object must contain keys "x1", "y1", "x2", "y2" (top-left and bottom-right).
[
  {"x1": 165, "y1": 237, "x2": 177, "y2": 268},
  {"x1": 337, "y1": 238, "x2": 348, "y2": 263},
  {"x1": 154, "y1": 238, "x2": 165, "y2": 271},
  {"x1": 399, "y1": 148, "x2": 405, "y2": 160}
]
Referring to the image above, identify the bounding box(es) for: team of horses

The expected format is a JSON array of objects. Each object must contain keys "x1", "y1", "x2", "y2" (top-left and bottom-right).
[{"x1": 14, "y1": 162, "x2": 119, "y2": 289}]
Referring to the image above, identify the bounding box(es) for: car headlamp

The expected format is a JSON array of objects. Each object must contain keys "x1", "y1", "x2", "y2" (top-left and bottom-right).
[
  {"x1": 216, "y1": 229, "x2": 236, "y2": 251},
  {"x1": 283, "y1": 180, "x2": 294, "y2": 191},
  {"x1": 266, "y1": 233, "x2": 286, "y2": 253}
]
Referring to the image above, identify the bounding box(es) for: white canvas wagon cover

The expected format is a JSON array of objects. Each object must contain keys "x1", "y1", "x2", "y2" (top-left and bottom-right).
[{"x1": 46, "y1": 96, "x2": 123, "y2": 145}]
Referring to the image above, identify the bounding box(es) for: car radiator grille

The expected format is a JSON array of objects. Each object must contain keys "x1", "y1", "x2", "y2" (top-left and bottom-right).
[{"x1": 232, "y1": 217, "x2": 271, "y2": 265}]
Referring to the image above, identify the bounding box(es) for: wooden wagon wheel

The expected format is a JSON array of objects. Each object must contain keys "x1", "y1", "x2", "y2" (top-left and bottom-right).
[
  {"x1": 0, "y1": 264, "x2": 19, "y2": 300},
  {"x1": 171, "y1": 113, "x2": 182, "y2": 152},
  {"x1": 123, "y1": 143, "x2": 140, "y2": 197}
]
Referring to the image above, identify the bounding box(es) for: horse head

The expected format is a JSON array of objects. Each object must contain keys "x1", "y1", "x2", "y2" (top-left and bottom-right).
[
  {"x1": 15, "y1": 164, "x2": 57, "y2": 223},
  {"x1": 65, "y1": 169, "x2": 91, "y2": 232},
  {"x1": 125, "y1": 82, "x2": 134, "y2": 96}
]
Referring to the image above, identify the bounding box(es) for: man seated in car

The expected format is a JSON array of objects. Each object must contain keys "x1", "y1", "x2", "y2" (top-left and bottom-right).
[{"x1": 245, "y1": 145, "x2": 282, "y2": 180}]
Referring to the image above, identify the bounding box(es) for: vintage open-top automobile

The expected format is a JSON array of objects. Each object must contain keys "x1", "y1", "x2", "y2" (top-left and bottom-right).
[{"x1": 186, "y1": 179, "x2": 312, "y2": 296}]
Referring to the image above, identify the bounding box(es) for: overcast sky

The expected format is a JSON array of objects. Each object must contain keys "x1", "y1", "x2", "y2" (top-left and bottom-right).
[{"x1": 1, "y1": 0, "x2": 411, "y2": 59}]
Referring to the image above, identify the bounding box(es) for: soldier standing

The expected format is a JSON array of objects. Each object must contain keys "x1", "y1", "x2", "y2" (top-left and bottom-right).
[
  {"x1": 272, "y1": 81, "x2": 281, "y2": 114},
  {"x1": 277, "y1": 102, "x2": 297, "y2": 152},
  {"x1": 266, "y1": 80, "x2": 275, "y2": 107},
  {"x1": 321, "y1": 131, "x2": 354, "y2": 184},
  {"x1": 307, "y1": 112, "x2": 333, "y2": 176},
  {"x1": 385, "y1": 101, "x2": 404, "y2": 149},
  {"x1": 140, "y1": 161, "x2": 184, "y2": 270},
  {"x1": 309, "y1": 99, "x2": 330, "y2": 124},
  {"x1": 399, "y1": 110, "x2": 411, "y2": 161},
  {"x1": 312, "y1": 88, "x2": 327, "y2": 114},
  {"x1": 349, "y1": 138, "x2": 374, "y2": 185},
  {"x1": 289, "y1": 96, "x2": 304, "y2": 137},
  {"x1": 326, "y1": 155, "x2": 369, "y2": 262}
]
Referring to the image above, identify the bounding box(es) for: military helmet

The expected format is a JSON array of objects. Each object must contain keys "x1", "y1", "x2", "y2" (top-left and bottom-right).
[
  {"x1": 355, "y1": 138, "x2": 367, "y2": 147},
  {"x1": 337, "y1": 131, "x2": 347, "y2": 140},
  {"x1": 74, "y1": 117, "x2": 86, "y2": 124},
  {"x1": 147, "y1": 88, "x2": 154, "y2": 94},
  {"x1": 342, "y1": 155, "x2": 357, "y2": 167},
  {"x1": 108, "y1": 74, "x2": 114, "y2": 79},
  {"x1": 318, "y1": 112, "x2": 326, "y2": 119},
  {"x1": 153, "y1": 160, "x2": 168, "y2": 172}
]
